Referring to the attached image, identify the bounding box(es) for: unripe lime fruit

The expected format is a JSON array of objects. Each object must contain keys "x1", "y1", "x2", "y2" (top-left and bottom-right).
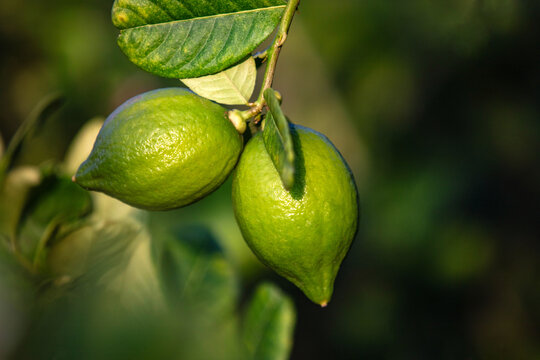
[
  {"x1": 232, "y1": 124, "x2": 358, "y2": 306},
  {"x1": 74, "y1": 88, "x2": 242, "y2": 210}
]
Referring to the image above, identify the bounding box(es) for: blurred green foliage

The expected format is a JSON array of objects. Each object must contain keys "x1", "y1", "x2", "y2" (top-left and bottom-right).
[
  {"x1": 1, "y1": 0, "x2": 539, "y2": 359},
  {"x1": 0, "y1": 63, "x2": 295, "y2": 360}
]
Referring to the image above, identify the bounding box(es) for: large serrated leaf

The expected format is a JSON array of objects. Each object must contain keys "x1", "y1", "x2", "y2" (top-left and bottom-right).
[
  {"x1": 115, "y1": 2, "x2": 286, "y2": 78},
  {"x1": 243, "y1": 283, "x2": 295, "y2": 360},
  {"x1": 263, "y1": 89, "x2": 295, "y2": 190},
  {"x1": 181, "y1": 57, "x2": 256, "y2": 105}
]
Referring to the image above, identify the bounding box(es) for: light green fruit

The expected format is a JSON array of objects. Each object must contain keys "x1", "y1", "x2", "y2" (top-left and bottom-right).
[
  {"x1": 75, "y1": 88, "x2": 242, "y2": 210},
  {"x1": 232, "y1": 124, "x2": 359, "y2": 306}
]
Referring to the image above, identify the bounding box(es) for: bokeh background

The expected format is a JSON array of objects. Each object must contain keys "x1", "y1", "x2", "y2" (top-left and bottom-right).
[{"x1": 1, "y1": 0, "x2": 539, "y2": 359}]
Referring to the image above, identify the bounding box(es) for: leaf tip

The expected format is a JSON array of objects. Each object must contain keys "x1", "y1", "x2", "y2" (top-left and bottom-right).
[{"x1": 281, "y1": 165, "x2": 295, "y2": 190}]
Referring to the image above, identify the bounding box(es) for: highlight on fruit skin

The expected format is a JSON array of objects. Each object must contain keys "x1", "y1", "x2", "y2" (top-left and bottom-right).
[
  {"x1": 232, "y1": 124, "x2": 359, "y2": 306},
  {"x1": 74, "y1": 87, "x2": 243, "y2": 211}
]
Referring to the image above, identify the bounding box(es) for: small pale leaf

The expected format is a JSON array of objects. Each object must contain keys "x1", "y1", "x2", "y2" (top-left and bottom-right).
[
  {"x1": 263, "y1": 89, "x2": 295, "y2": 190},
  {"x1": 181, "y1": 57, "x2": 256, "y2": 105}
]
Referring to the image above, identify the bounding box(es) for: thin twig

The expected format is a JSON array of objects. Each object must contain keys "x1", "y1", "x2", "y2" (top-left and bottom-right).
[{"x1": 236, "y1": 0, "x2": 300, "y2": 123}]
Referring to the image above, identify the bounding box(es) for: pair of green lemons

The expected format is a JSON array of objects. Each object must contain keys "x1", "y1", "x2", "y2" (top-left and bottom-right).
[{"x1": 75, "y1": 88, "x2": 358, "y2": 306}]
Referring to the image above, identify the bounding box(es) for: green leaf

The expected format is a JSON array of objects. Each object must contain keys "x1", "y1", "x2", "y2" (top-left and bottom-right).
[
  {"x1": 16, "y1": 173, "x2": 92, "y2": 268},
  {"x1": 263, "y1": 88, "x2": 295, "y2": 190},
  {"x1": 0, "y1": 94, "x2": 64, "y2": 183},
  {"x1": 243, "y1": 283, "x2": 296, "y2": 360},
  {"x1": 115, "y1": 3, "x2": 286, "y2": 78},
  {"x1": 159, "y1": 224, "x2": 237, "y2": 316},
  {"x1": 48, "y1": 218, "x2": 164, "y2": 310},
  {"x1": 112, "y1": 0, "x2": 287, "y2": 29},
  {"x1": 181, "y1": 56, "x2": 256, "y2": 105},
  {"x1": 0, "y1": 166, "x2": 41, "y2": 245}
]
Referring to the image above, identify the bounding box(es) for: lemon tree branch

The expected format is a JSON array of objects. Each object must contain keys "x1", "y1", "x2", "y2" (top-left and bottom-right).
[{"x1": 232, "y1": 0, "x2": 300, "y2": 123}]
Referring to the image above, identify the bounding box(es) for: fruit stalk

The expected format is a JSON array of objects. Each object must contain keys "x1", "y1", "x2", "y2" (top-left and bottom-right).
[{"x1": 239, "y1": 0, "x2": 301, "y2": 122}]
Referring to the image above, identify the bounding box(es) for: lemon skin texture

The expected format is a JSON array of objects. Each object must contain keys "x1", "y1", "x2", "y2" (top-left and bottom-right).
[
  {"x1": 75, "y1": 88, "x2": 242, "y2": 210},
  {"x1": 232, "y1": 125, "x2": 358, "y2": 305}
]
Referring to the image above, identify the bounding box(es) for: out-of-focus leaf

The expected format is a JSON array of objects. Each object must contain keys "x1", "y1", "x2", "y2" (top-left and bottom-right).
[
  {"x1": 0, "y1": 244, "x2": 33, "y2": 360},
  {"x1": 0, "y1": 166, "x2": 41, "y2": 245},
  {"x1": 48, "y1": 218, "x2": 163, "y2": 310},
  {"x1": 243, "y1": 283, "x2": 295, "y2": 360},
  {"x1": 114, "y1": 1, "x2": 286, "y2": 78},
  {"x1": 159, "y1": 224, "x2": 237, "y2": 316},
  {"x1": 431, "y1": 223, "x2": 494, "y2": 283},
  {"x1": 0, "y1": 94, "x2": 64, "y2": 183},
  {"x1": 147, "y1": 178, "x2": 259, "y2": 277},
  {"x1": 263, "y1": 89, "x2": 295, "y2": 190},
  {"x1": 181, "y1": 57, "x2": 256, "y2": 105},
  {"x1": 16, "y1": 173, "x2": 92, "y2": 267}
]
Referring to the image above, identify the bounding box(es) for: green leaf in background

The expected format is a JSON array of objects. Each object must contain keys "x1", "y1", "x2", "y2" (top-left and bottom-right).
[
  {"x1": 48, "y1": 218, "x2": 163, "y2": 310},
  {"x1": 16, "y1": 173, "x2": 92, "y2": 268},
  {"x1": 243, "y1": 283, "x2": 296, "y2": 360},
  {"x1": 181, "y1": 56, "x2": 256, "y2": 105},
  {"x1": 45, "y1": 220, "x2": 243, "y2": 360},
  {"x1": 0, "y1": 166, "x2": 41, "y2": 246},
  {"x1": 263, "y1": 88, "x2": 295, "y2": 190},
  {"x1": 0, "y1": 243, "x2": 33, "y2": 359},
  {"x1": 114, "y1": 1, "x2": 286, "y2": 78},
  {"x1": 159, "y1": 224, "x2": 238, "y2": 316},
  {"x1": 0, "y1": 94, "x2": 64, "y2": 183}
]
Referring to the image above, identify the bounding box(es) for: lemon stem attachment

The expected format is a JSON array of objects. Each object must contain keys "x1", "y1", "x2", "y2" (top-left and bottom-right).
[
  {"x1": 233, "y1": 0, "x2": 300, "y2": 123},
  {"x1": 320, "y1": 301, "x2": 328, "y2": 308},
  {"x1": 227, "y1": 109, "x2": 247, "y2": 134}
]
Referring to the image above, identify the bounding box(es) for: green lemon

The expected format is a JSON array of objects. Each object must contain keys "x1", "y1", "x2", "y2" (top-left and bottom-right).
[
  {"x1": 232, "y1": 124, "x2": 359, "y2": 306},
  {"x1": 74, "y1": 88, "x2": 242, "y2": 210}
]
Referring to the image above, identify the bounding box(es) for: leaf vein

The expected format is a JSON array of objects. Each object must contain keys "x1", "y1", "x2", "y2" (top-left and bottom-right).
[
  {"x1": 144, "y1": 23, "x2": 174, "y2": 60},
  {"x1": 179, "y1": 18, "x2": 218, "y2": 70}
]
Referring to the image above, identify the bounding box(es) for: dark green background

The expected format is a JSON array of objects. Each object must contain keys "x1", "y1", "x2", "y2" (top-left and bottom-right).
[{"x1": 1, "y1": 0, "x2": 539, "y2": 359}]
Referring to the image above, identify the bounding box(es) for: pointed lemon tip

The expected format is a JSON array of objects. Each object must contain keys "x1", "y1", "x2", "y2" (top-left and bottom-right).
[
  {"x1": 320, "y1": 301, "x2": 328, "y2": 308},
  {"x1": 71, "y1": 175, "x2": 77, "y2": 182}
]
